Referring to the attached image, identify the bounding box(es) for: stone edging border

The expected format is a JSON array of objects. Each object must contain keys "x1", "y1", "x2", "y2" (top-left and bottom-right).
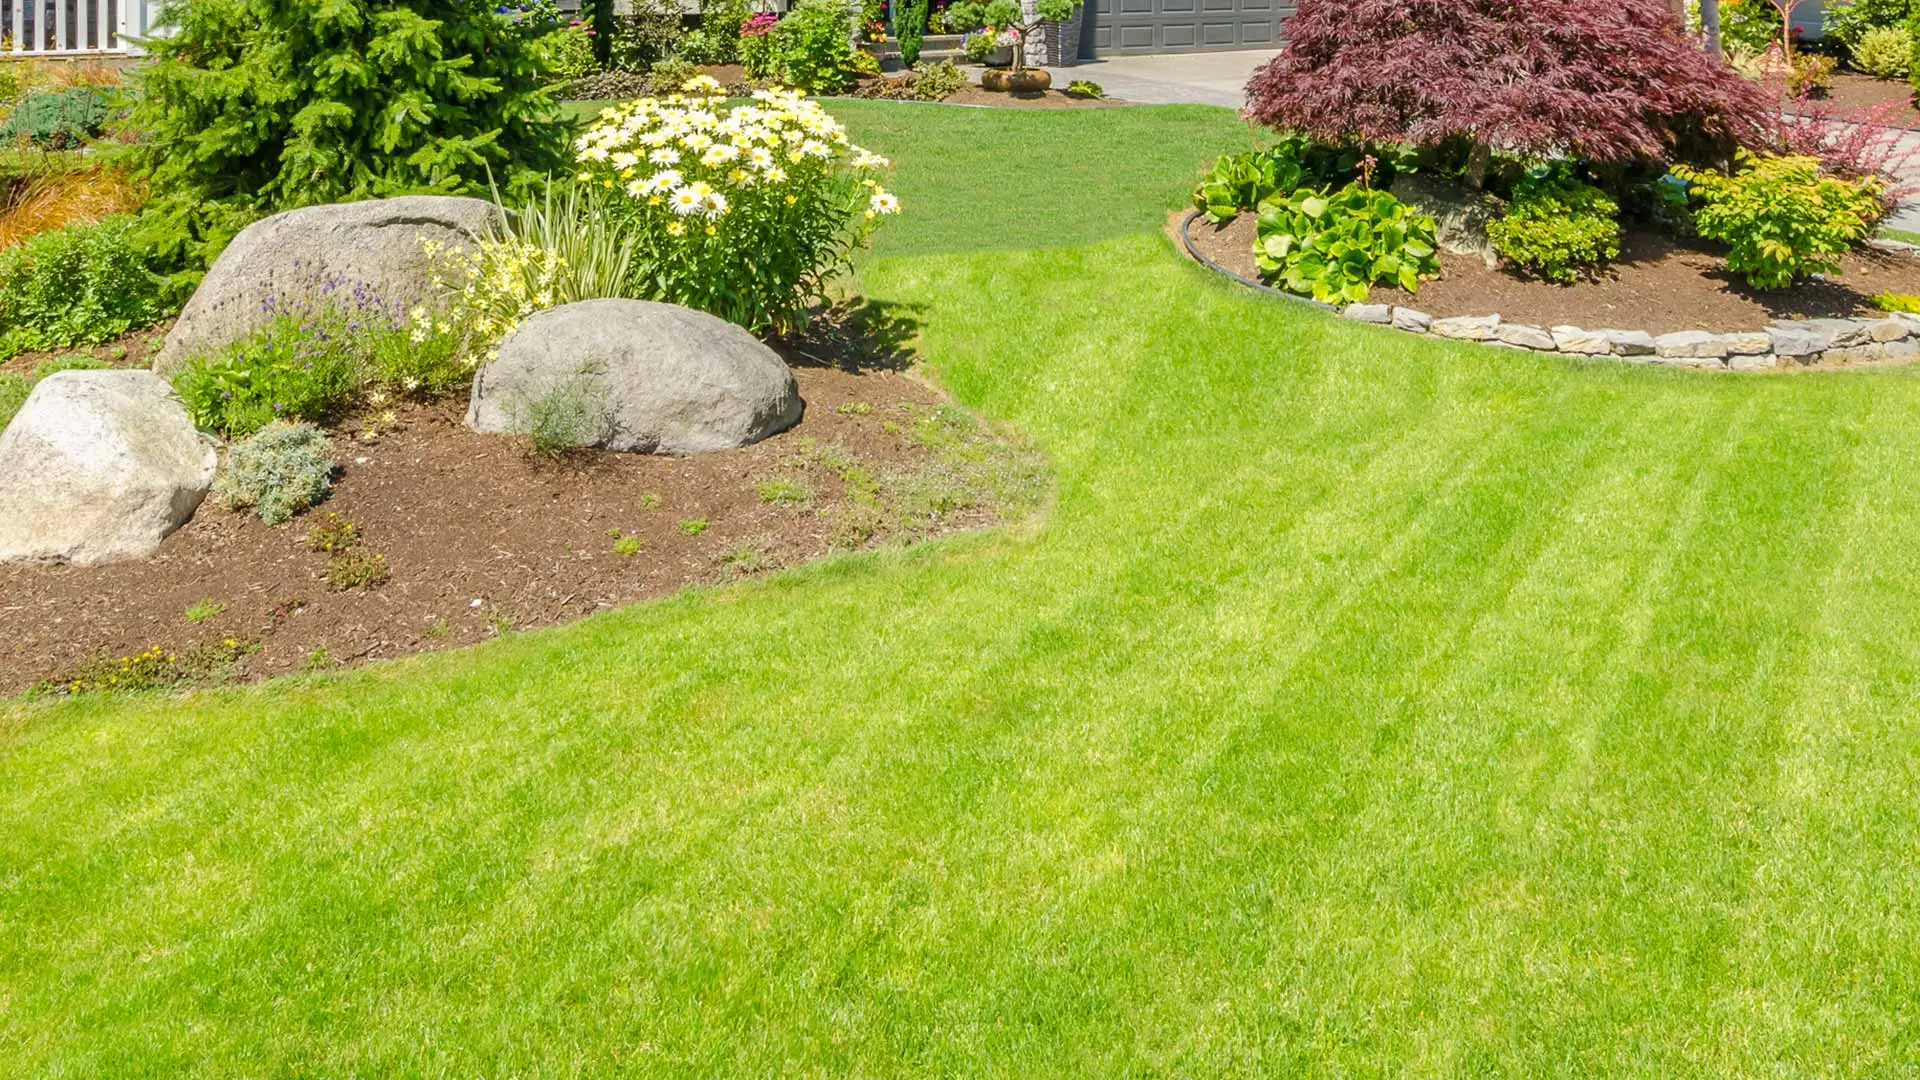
[{"x1": 1177, "y1": 209, "x2": 1920, "y2": 372}]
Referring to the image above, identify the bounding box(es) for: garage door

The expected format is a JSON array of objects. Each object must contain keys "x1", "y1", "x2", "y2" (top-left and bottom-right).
[{"x1": 1086, "y1": 0, "x2": 1289, "y2": 55}]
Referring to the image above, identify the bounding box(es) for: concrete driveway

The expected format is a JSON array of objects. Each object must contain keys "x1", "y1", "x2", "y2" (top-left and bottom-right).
[{"x1": 1058, "y1": 49, "x2": 1275, "y2": 109}]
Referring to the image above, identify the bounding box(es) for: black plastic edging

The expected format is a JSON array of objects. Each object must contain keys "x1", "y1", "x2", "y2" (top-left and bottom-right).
[{"x1": 1177, "y1": 209, "x2": 1337, "y2": 312}]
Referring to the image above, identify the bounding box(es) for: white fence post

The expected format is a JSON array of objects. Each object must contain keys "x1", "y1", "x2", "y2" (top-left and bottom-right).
[{"x1": 1, "y1": 0, "x2": 153, "y2": 56}]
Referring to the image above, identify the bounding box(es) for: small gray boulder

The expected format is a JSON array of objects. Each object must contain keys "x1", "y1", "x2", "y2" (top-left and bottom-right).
[
  {"x1": 467, "y1": 299, "x2": 803, "y2": 456},
  {"x1": 154, "y1": 195, "x2": 495, "y2": 375},
  {"x1": 0, "y1": 371, "x2": 216, "y2": 565}
]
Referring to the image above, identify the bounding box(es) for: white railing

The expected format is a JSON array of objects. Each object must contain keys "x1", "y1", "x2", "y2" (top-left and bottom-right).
[{"x1": 5, "y1": 0, "x2": 159, "y2": 56}]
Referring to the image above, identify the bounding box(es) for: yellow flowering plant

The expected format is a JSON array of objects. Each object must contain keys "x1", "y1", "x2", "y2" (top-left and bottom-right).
[{"x1": 574, "y1": 77, "x2": 901, "y2": 334}]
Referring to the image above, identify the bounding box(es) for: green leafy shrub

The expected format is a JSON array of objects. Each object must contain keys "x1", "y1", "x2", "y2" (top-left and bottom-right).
[
  {"x1": 1066, "y1": 79, "x2": 1103, "y2": 98},
  {"x1": 129, "y1": 0, "x2": 569, "y2": 252},
  {"x1": 173, "y1": 284, "x2": 475, "y2": 436},
  {"x1": 546, "y1": 22, "x2": 601, "y2": 82},
  {"x1": 0, "y1": 87, "x2": 112, "y2": 150},
  {"x1": 610, "y1": 0, "x2": 685, "y2": 71},
  {"x1": 1720, "y1": 0, "x2": 1784, "y2": 53},
  {"x1": 1253, "y1": 185, "x2": 1440, "y2": 303},
  {"x1": 1672, "y1": 152, "x2": 1884, "y2": 290},
  {"x1": 1789, "y1": 51, "x2": 1837, "y2": 95},
  {"x1": 1873, "y1": 291, "x2": 1920, "y2": 312},
  {"x1": 740, "y1": 11, "x2": 781, "y2": 78},
  {"x1": 772, "y1": 0, "x2": 860, "y2": 93},
  {"x1": 1487, "y1": 173, "x2": 1622, "y2": 284},
  {"x1": 1852, "y1": 25, "x2": 1912, "y2": 78},
  {"x1": 0, "y1": 216, "x2": 163, "y2": 360},
  {"x1": 1828, "y1": 0, "x2": 1909, "y2": 49},
  {"x1": 943, "y1": 0, "x2": 987, "y2": 31},
  {"x1": 851, "y1": 59, "x2": 966, "y2": 100},
  {"x1": 214, "y1": 421, "x2": 336, "y2": 525},
  {"x1": 898, "y1": 0, "x2": 929, "y2": 65},
  {"x1": 576, "y1": 83, "x2": 900, "y2": 333},
  {"x1": 679, "y1": 0, "x2": 750, "y2": 62},
  {"x1": 172, "y1": 317, "x2": 366, "y2": 436},
  {"x1": 915, "y1": 59, "x2": 968, "y2": 99}
]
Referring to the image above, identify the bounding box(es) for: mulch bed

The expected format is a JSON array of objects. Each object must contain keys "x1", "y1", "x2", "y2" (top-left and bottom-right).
[
  {"x1": 1813, "y1": 72, "x2": 1920, "y2": 128},
  {"x1": 1184, "y1": 211, "x2": 1920, "y2": 335},
  {"x1": 0, "y1": 362, "x2": 1039, "y2": 696},
  {"x1": 848, "y1": 73, "x2": 1122, "y2": 109}
]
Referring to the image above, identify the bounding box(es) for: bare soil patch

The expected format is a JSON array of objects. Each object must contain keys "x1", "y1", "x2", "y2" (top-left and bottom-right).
[
  {"x1": 1183, "y1": 212, "x2": 1920, "y2": 335},
  {"x1": 0, "y1": 363, "x2": 1045, "y2": 696}
]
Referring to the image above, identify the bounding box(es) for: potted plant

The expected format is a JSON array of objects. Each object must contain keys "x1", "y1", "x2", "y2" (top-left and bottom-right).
[{"x1": 956, "y1": 0, "x2": 1082, "y2": 89}]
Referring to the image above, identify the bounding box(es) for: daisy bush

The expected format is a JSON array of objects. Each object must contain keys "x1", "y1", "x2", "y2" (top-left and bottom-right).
[{"x1": 574, "y1": 77, "x2": 901, "y2": 333}]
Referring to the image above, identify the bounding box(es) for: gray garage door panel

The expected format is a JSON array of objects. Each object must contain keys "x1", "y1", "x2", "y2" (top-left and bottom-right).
[{"x1": 1087, "y1": 0, "x2": 1291, "y2": 55}]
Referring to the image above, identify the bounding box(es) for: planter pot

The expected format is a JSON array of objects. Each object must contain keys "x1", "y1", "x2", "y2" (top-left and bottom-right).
[
  {"x1": 1041, "y1": 18, "x2": 1081, "y2": 67},
  {"x1": 982, "y1": 44, "x2": 1014, "y2": 67},
  {"x1": 1008, "y1": 69, "x2": 1051, "y2": 93}
]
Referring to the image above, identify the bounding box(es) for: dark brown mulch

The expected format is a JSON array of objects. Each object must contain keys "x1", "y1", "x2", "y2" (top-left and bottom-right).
[
  {"x1": 1813, "y1": 73, "x2": 1920, "y2": 128},
  {"x1": 1183, "y1": 212, "x2": 1920, "y2": 335},
  {"x1": 0, "y1": 363, "x2": 1037, "y2": 696}
]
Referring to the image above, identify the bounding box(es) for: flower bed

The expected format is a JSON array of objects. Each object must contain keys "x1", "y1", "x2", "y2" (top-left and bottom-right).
[
  {"x1": 0, "y1": 352, "x2": 1046, "y2": 695},
  {"x1": 1180, "y1": 209, "x2": 1920, "y2": 371}
]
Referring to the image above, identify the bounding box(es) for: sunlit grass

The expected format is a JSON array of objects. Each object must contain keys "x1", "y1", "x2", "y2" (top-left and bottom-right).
[{"x1": 6, "y1": 103, "x2": 1920, "y2": 1077}]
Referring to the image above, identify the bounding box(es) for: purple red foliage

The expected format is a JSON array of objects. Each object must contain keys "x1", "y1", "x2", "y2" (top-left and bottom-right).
[
  {"x1": 1768, "y1": 95, "x2": 1917, "y2": 209},
  {"x1": 1244, "y1": 0, "x2": 1770, "y2": 167}
]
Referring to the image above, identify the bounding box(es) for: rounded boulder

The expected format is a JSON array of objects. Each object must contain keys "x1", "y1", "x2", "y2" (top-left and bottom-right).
[
  {"x1": 0, "y1": 370, "x2": 217, "y2": 565},
  {"x1": 153, "y1": 195, "x2": 496, "y2": 375},
  {"x1": 467, "y1": 299, "x2": 804, "y2": 456}
]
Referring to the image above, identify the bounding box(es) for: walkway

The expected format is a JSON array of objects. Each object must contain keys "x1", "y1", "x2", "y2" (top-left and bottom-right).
[{"x1": 1056, "y1": 49, "x2": 1275, "y2": 108}]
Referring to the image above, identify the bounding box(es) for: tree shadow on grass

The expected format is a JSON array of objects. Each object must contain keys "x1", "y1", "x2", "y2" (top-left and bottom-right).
[{"x1": 775, "y1": 297, "x2": 927, "y2": 374}]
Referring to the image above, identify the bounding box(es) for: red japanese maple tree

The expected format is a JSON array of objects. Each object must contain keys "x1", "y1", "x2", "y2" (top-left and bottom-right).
[{"x1": 1244, "y1": 0, "x2": 1768, "y2": 187}]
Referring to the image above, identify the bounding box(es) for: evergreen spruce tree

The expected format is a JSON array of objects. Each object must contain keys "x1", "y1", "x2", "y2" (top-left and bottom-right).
[{"x1": 132, "y1": 0, "x2": 569, "y2": 221}]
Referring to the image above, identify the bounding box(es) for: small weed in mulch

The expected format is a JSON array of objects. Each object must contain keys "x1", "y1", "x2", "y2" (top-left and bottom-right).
[
  {"x1": 323, "y1": 549, "x2": 391, "y2": 592},
  {"x1": 41, "y1": 639, "x2": 258, "y2": 695},
  {"x1": 306, "y1": 513, "x2": 390, "y2": 591}
]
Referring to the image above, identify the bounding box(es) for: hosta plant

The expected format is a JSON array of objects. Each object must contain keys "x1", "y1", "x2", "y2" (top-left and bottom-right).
[
  {"x1": 574, "y1": 78, "x2": 900, "y2": 333},
  {"x1": 1193, "y1": 148, "x2": 1311, "y2": 224},
  {"x1": 1672, "y1": 151, "x2": 1883, "y2": 289},
  {"x1": 1253, "y1": 185, "x2": 1439, "y2": 304},
  {"x1": 1193, "y1": 137, "x2": 1400, "y2": 224}
]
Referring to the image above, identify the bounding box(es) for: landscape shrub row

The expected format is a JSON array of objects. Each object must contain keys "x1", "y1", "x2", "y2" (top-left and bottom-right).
[{"x1": 1192, "y1": 0, "x2": 1896, "y2": 300}]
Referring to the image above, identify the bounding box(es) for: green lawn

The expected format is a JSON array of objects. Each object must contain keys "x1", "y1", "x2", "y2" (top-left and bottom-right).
[{"x1": 9, "y1": 104, "x2": 1920, "y2": 1076}]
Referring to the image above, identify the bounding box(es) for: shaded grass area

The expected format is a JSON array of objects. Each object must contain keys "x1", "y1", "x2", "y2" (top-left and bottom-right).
[{"x1": 8, "y1": 103, "x2": 1920, "y2": 1075}]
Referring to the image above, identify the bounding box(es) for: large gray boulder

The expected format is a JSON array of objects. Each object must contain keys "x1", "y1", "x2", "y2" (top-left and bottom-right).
[
  {"x1": 467, "y1": 299, "x2": 803, "y2": 456},
  {"x1": 153, "y1": 195, "x2": 495, "y2": 375},
  {"x1": 0, "y1": 371, "x2": 216, "y2": 565},
  {"x1": 1390, "y1": 174, "x2": 1502, "y2": 268}
]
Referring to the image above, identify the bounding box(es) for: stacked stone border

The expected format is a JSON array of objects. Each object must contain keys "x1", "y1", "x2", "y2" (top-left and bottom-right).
[{"x1": 1177, "y1": 210, "x2": 1920, "y2": 372}]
